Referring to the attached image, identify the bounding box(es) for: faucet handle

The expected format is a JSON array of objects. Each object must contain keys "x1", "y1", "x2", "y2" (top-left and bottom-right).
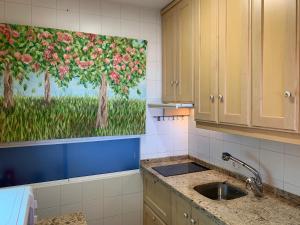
[{"x1": 245, "y1": 177, "x2": 253, "y2": 191}]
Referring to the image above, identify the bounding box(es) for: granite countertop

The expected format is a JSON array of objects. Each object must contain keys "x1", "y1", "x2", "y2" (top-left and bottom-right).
[
  {"x1": 36, "y1": 212, "x2": 87, "y2": 225},
  {"x1": 141, "y1": 158, "x2": 300, "y2": 225}
]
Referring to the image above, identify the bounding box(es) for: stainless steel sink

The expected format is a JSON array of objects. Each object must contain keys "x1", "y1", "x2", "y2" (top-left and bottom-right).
[{"x1": 194, "y1": 182, "x2": 247, "y2": 200}]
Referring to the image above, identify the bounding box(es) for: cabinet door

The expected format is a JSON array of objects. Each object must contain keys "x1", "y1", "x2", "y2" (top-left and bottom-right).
[
  {"x1": 194, "y1": 0, "x2": 219, "y2": 122},
  {"x1": 176, "y1": 0, "x2": 194, "y2": 103},
  {"x1": 171, "y1": 192, "x2": 191, "y2": 225},
  {"x1": 218, "y1": 0, "x2": 251, "y2": 126},
  {"x1": 252, "y1": 0, "x2": 300, "y2": 131},
  {"x1": 192, "y1": 207, "x2": 217, "y2": 225},
  {"x1": 162, "y1": 6, "x2": 177, "y2": 103},
  {"x1": 143, "y1": 173, "x2": 171, "y2": 224},
  {"x1": 144, "y1": 204, "x2": 167, "y2": 225}
]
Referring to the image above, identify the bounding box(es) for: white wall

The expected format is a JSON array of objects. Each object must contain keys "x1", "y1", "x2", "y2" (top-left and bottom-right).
[
  {"x1": 0, "y1": 0, "x2": 189, "y2": 159},
  {"x1": 32, "y1": 170, "x2": 142, "y2": 225},
  {"x1": 188, "y1": 113, "x2": 300, "y2": 196}
]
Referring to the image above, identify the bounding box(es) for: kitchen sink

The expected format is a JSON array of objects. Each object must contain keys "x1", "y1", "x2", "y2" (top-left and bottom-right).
[{"x1": 194, "y1": 182, "x2": 247, "y2": 200}]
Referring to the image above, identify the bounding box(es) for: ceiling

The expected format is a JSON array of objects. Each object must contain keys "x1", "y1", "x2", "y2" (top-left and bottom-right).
[{"x1": 104, "y1": 0, "x2": 173, "y2": 9}]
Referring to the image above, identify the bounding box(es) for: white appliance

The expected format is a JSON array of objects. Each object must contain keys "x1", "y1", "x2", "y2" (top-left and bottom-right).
[{"x1": 0, "y1": 186, "x2": 36, "y2": 225}]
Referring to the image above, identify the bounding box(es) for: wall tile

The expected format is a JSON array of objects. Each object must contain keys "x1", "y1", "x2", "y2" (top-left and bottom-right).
[
  {"x1": 6, "y1": 0, "x2": 30, "y2": 4},
  {"x1": 121, "y1": 4, "x2": 140, "y2": 22},
  {"x1": 32, "y1": 0, "x2": 57, "y2": 9},
  {"x1": 101, "y1": 16, "x2": 121, "y2": 36},
  {"x1": 60, "y1": 203, "x2": 82, "y2": 214},
  {"x1": 284, "y1": 143, "x2": 300, "y2": 157},
  {"x1": 284, "y1": 182, "x2": 300, "y2": 196},
  {"x1": 0, "y1": 1, "x2": 5, "y2": 22},
  {"x1": 260, "y1": 139, "x2": 284, "y2": 153},
  {"x1": 284, "y1": 154, "x2": 300, "y2": 187},
  {"x1": 123, "y1": 211, "x2": 141, "y2": 225},
  {"x1": 140, "y1": 22, "x2": 158, "y2": 43},
  {"x1": 259, "y1": 149, "x2": 284, "y2": 188},
  {"x1": 103, "y1": 196, "x2": 122, "y2": 217},
  {"x1": 37, "y1": 206, "x2": 61, "y2": 219},
  {"x1": 57, "y1": 0, "x2": 79, "y2": 13},
  {"x1": 32, "y1": 6, "x2": 56, "y2": 28},
  {"x1": 239, "y1": 145, "x2": 260, "y2": 177},
  {"x1": 122, "y1": 193, "x2": 141, "y2": 213},
  {"x1": 83, "y1": 199, "x2": 103, "y2": 220},
  {"x1": 80, "y1": 0, "x2": 100, "y2": 15},
  {"x1": 122, "y1": 173, "x2": 142, "y2": 195},
  {"x1": 5, "y1": 2, "x2": 31, "y2": 25},
  {"x1": 36, "y1": 186, "x2": 60, "y2": 209},
  {"x1": 195, "y1": 135, "x2": 210, "y2": 162},
  {"x1": 88, "y1": 219, "x2": 103, "y2": 225},
  {"x1": 57, "y1": 10, "x2": 79, "y2": 31},
  {"x1": 103, "y1": 177, "x2": 122, "y2": 197},
  {"x1": 82, "y1": 180, "x2": 103, "y2": 202},
  {"x1": 103, "y1": 215, "x2": 122, "y2": 225},
  {"x1": 79, "y1": 13, "x2": 100, "y2": 34},
  {"x1": 121, "y1": 20, "x2": 140, "y2": 39},
  {"x1": 61, "y1": 183, "x2": 82, "y2": 205},
  {"x1": 101, "y1": 1, "x2": 120, "y2": 19},
  {"x1": 141, "y1": 8, "x2": 159, "y2": 24}
]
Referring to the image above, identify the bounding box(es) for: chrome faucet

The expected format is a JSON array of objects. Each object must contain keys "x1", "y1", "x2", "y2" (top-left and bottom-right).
[{"x1": 222, "y1": 152, "x2": 263, "y2": 197}]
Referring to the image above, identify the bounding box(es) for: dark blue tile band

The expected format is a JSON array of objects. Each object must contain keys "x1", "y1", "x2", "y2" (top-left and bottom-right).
[{"x1": 0, "y1": 138, "x2": 140, "y2": 187}]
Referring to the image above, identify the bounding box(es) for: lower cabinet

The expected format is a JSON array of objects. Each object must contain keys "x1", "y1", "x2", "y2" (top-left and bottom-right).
[
  {"x1": 143, "y1": 172, "x2": 171, "y2": 224},
  {"x1": 143, "y1": 171, "x2": 217, "y2": 225},
  {"x1": 172, "y1": 192, "x2": 217, "y2": 225},
  {"x1": 144, "y1": 204, "x2": 167, "y2": 225}
]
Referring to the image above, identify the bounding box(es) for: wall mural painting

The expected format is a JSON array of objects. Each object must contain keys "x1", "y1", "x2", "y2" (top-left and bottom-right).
[{"x1": 0, "y1": 23, "x2": 147, "y2": 143}]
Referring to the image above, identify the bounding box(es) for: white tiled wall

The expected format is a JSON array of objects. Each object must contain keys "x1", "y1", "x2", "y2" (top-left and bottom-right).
[
  {"x1": 0, "y1": 0, "x2": 189, "y2": 159},
  {"x1": 32, "y1": 171, "x2": 142, "y2": 225},
  {"x1": 188, "y1": 113, "x2": 300, "y2": 196}
]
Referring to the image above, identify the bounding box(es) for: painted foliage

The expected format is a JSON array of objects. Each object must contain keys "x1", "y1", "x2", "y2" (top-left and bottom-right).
[{"x1": 0, "y1": 23, "x2": 147, "y2": 142}]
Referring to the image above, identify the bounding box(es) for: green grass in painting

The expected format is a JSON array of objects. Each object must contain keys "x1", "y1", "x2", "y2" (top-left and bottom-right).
[{"x1": 0, "y1": 97, "x2": 146, "y2": 142}]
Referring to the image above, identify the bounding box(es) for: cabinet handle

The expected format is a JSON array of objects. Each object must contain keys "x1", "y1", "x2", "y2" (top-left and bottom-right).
[
  {"x1": 209, "y1": 95, "x2": 215, "y2": 102},
  {"x1": 284, "y1": 91, "x2": 292, "y2": 98},
  {"x1": 218, "y1": 94, "x2": 224, "y2": 102},
  {"x1": 171, "y1": 81, "x2": 175, "y2": 86},
  {"x1": 175, "y1": 81, "x2": 179, "y2": 86},
  {"x1": 183, "y1": 212, "x2": 188, "y2": 218},
  {"x1": 190, "y1": 218, "x2": 196, "y2": 224}
]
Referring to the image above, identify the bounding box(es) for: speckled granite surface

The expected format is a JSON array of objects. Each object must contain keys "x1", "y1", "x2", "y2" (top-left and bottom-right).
[
  {"x1": 141, "y1": 158, "x2": 300, "y2": 225},
  {"x1": 36, "y1": 212, "x2": 87, "y2": 225}
]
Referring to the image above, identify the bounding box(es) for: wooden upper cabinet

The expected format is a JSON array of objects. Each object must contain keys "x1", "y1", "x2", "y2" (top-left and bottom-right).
[
  {"x1": 218, "y1": 0, "x2": 251, "y2": 126},
  {"x1": 194, "y1": 0, "x2": 219, "y2": 122},
  {"x1": 162, "y1": 6, "x2": 177, "y2": 102},
  {"x1": 176, "y1": 0, "x2": 194, "y2": 102},
  {"x1": 162, "y1": 0, "x2": 194, "y2": 103},
  {"x1": 252, "y1": 0, "x2": 300, "y2": 131}
]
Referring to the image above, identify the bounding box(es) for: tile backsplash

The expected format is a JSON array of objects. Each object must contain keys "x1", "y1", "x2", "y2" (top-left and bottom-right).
[
  {"x1": 0, "y1": 0, "x2": 189, "y2": 159},
  {"x1": 188, "y1": 114, "x2": 300, "y2": 196},
  {"x1": 32, "y1": 171, "x2": 142, "y2": 225}
]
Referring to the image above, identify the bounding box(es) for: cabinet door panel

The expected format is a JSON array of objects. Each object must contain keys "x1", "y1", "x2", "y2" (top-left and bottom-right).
[
  {"x1": 143, "y1": 173, "x2": 171, "y2": 224},
  {"x1": 192, "y1": 207, "x2": 217, "y2": 225},
  {"x1": 252, "y1": 0, "x2": 300, "y2": 131},
  {"x1": 162, "y1": 6, "x2": 177, "y2": 103},
  {"x1": 176, "y1": 0, "x2": 194, "y2": 103},
  {"x1": 171, "y1": 192, "x2": 191, "y2": 225},
  {"x1": 194, "y1": 0, "x2": 219, "y2": 122},
  {"x1": 218, "y1": 0, "x2": 251, "y2": 125},
  {"x1": 144, "y1": 204, "x2": 167, "y2": 225}
]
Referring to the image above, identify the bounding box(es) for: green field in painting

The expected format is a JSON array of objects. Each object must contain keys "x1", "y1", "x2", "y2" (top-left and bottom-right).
[{"x1": 0, "y1": 97, "x2": 145, "y2": 142}]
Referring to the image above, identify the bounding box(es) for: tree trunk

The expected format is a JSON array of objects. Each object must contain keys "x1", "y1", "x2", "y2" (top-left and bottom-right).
[
  {"x1": 95, "y1": 74, "x2": 108, "y2": 129},
  {"x1": 3, "y1": 63, "x2": 14, "y2": 109},
  {"x1": 44, "y1": 70, "x2": 51, "y2": 104}
]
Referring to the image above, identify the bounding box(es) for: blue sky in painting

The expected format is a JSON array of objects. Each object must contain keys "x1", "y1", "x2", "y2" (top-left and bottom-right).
[{"x1": 0, "y1": 73, "x2": 146, "y2": 99}]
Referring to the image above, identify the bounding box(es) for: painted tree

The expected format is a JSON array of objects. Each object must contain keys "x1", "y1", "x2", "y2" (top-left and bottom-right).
[
  {"x1": 72, "y1": 32, "x2": 147, "y2": 128},
  {"x1": 29, "y1": 27, "x2": 75, "y2": 104},
  {"x1": 0, "y1": 24, "x2": 34, "y2": 109}
]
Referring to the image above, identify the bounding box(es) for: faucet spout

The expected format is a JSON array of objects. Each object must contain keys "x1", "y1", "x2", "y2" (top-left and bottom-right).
[{"x1": 222, "y1": 152, "x2": 263, "y2": 197}]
